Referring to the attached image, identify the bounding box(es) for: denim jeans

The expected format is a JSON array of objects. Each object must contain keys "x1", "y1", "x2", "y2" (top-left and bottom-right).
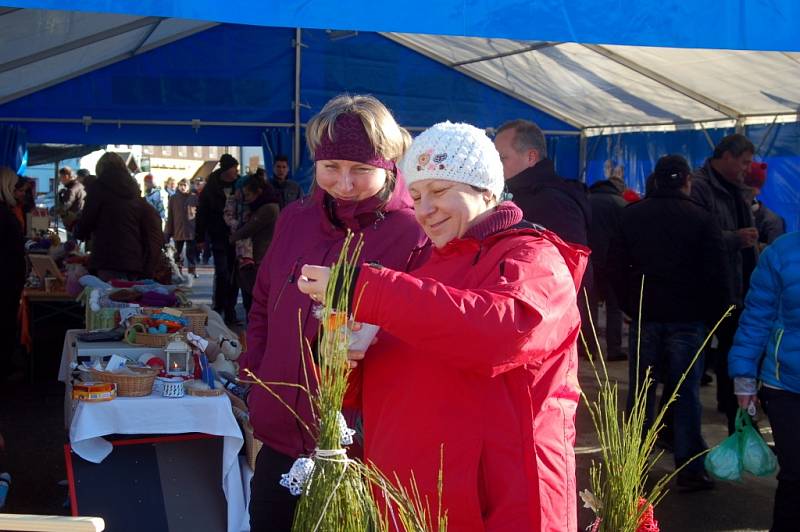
[{"x1": 628, "y1": 321, "x2": 707, "y2": 473}]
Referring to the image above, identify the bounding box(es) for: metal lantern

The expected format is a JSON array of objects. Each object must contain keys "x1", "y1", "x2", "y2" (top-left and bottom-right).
[{"x1": 164, "y1": 336, "x2": 192, "y2": 376}]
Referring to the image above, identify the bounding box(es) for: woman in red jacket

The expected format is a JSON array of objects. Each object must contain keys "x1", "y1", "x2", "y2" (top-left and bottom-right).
[
  {"x1": 299, "y1": 122, "x2": 588, "y2": 531},
  {"x1": 240, "y1": 94, "x2": 428, "y2": 532}
]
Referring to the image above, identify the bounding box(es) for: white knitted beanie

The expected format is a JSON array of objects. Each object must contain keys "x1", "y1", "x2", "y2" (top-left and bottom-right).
[{"x1": 400, "y1": 121, "x2": 505, "y2": 200}]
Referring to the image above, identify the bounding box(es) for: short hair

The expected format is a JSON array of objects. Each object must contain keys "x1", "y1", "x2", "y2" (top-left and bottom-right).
[
  {"x1": 177, "y1": 178, "x2": 190, "y2": 187},
  {"x1": 496, "y1": 119, "x2": 547, "y2": 158},
  {"x1": 274, "y1": 155, "x2": 289, "y2": 164},
  {"x1": 653, "y1": 154, "x2": 691, "y2": 190},
  {"x1": 0, "y1": 166, "x2": 17, "y2": 206},
  {"x1": 713, "y1": 134, "x2": 755, "y2": 159},
  {"x1": 76, "y1": 168, "x2": 90, "y2": 178},
  {"x1": 58, "y1": 166, "x2": 72, "y2": 176},
  {"x1": 306, "y1": 94, "x2": 410, "y2": 164}
]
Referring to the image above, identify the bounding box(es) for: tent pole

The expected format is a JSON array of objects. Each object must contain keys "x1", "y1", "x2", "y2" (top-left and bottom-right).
[
  {"x1": 293, "y1": 28, "x2": 302, "y2": 173},
  {"x1": 579, "y1": 130, "x2": 587, "y2": 182}
]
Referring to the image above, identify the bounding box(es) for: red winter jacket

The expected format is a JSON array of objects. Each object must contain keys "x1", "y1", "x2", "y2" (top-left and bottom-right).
[
  {"x1": 240, "y1": 178, "x2": 429, "y2": 458},
  {"x1": 350, "y1": 202, "x2": 587, "y2": 532}
]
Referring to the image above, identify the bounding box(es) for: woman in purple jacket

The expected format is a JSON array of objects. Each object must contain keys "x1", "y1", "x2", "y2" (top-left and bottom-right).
[{"x1": 239, "y1": 94, "x2": 429, "y2": 531}]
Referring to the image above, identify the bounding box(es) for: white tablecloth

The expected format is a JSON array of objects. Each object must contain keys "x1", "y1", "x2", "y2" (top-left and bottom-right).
[{"x1": 68, "y1": 378, "x2": 247, "y2": 532}]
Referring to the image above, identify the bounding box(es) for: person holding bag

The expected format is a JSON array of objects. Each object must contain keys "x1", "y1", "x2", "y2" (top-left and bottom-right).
[{"x1": 729, "y1": 231, "x2": 800, "y2": 531}]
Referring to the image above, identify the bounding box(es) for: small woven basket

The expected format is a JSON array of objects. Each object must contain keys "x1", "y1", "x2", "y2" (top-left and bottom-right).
[
  {"x1": 181, "y1": 308, "x2": 208, "y2": 335},
  {"x1": 88, "y1": 367, "x2": 158, "y2": 397},
  {"x1": 124, "y1": 322, "x2": 173, "y2": 347}
]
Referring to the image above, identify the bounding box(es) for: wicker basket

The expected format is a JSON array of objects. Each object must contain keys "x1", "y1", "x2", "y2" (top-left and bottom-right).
[
  {"x1": 88, "y1": 367, "x2": 158, "y2": 397},
  {"x1": 181, "y1": 308, "x2": 208, "y2": 335},
  {"x1": 124, "y1": 322, "x2": 173, "y2": 347}
]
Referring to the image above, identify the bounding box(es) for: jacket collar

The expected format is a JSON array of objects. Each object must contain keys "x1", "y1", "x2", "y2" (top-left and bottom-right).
[
  {"x1": 461, "y1": 202, "x2": 523, "y2": 242},
  {"x1": 505, "y1": 158, "x2": 558, "y2": 192},
  {"x1": 589, "y1": 179, "x2": 623, "y2": 195},
  {"x1": 310, "y1": 174, "x2": 413, "y2": 234},
  {"x1": 435, "y1": 202, "x2": 523, "y2": 256},
  {"x1": 699, "y1": 158, "x2": 741, "y2": 197}
]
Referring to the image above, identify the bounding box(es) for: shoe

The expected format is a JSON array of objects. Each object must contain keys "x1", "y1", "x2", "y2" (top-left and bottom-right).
[
  {"x1": 193, "y1": 273, "x2": 199, "y2": 279},
  {"x1": 676, "y1": 471, "x2": 715, "y2": 492},
  {"x1": 700, "y1": 373, "x2": 713, "y2": 386}
]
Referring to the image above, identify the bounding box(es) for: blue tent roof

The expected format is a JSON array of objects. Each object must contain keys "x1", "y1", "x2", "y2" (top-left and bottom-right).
[
  {"x1": 0, "y1": 24, "x2": 573, "y2": 146},
  {"x1": 5, "y1": 0, "x2": 800, "y2": 52}
]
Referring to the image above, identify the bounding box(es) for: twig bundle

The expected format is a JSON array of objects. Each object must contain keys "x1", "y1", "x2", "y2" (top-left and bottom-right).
[
  {"x1": 288, "y1": 232, "x2": 379, "y2": 531},
  {"x1": 580, "y1": 278, "x2": 732, "y2": 531}
]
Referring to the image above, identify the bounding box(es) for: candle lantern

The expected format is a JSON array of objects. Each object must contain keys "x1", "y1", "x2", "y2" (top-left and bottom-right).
[{"x1": 164, "y1": 336, "x2": 192, "y2": 376}]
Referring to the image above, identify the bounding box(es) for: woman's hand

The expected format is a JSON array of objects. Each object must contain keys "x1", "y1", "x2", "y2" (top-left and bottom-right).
[{"x1": 298, "y1": 265, "x2": 331, "y2": 303}]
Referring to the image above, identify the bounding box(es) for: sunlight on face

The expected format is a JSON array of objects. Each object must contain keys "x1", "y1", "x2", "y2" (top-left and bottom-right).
[
  {"x1": 408, "y1": 179, "x2": 494, "y2": 248},
  {"x1": 315, "y1": 160, "x2": 387, "y2": 202}
]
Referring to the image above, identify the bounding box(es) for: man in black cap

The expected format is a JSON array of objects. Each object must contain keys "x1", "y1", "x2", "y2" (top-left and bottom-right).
[
  {"x1": 608, "y1": 154, "x2": 728, "y2": 491},
  {"x1": 196, "y1": 153, "x2": 241, "y2": 324}
]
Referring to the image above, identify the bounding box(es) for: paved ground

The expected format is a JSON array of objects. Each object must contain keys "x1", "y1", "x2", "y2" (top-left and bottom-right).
[{"x1": 0, "y1": 268, "x2": 777, "y2": 530}]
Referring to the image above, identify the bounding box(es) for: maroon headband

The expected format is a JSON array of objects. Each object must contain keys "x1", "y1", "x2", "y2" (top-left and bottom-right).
[{"x1": 313, "y1": 113, "x2": 395, "y2": 171}]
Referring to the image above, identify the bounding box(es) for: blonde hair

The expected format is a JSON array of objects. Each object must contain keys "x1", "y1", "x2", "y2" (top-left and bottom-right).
[
  {"x1": 95, "y1": 151, "x2": 129, "y2": 178},
  {"x1": 306, "y1": 94, "x2": 410, "y2": 163},
  {"x1": 0, "y1": 166, "x2": 17, "y2": 206}
]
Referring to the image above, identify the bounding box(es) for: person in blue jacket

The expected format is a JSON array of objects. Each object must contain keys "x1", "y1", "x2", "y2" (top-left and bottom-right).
[{"x1": 729, "y1": 231, "x2": 800, "y2": 532}]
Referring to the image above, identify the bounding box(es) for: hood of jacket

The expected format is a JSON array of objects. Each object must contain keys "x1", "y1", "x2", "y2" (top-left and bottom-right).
[{"x1": 96, "y1": 169, "x2": 140, "y2": 200}]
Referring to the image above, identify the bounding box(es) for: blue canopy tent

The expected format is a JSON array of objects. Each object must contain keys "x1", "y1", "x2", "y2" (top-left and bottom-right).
[
  {"x1": 0, "y1": 2, "x2": 798, "y2": 225},
  {"x1": 0, "y1": 19, "x2": 578, "y2": 190}
]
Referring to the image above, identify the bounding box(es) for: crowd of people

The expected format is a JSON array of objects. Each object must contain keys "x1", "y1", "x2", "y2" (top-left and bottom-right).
[{"x1": 0, "y1": 90, "x2": 796, "y2": 530}]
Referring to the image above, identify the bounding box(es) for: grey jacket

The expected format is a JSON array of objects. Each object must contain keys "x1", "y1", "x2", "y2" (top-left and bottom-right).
[
  {"x1": 165, "y1": 191, "x2": 198, "y2": 241},
  {"x1": 691, "y1": 159, "x2": 755, "y2": 306}
]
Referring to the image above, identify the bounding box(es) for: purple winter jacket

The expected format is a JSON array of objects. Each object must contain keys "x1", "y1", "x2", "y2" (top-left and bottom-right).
[{"x1": 240, "y1": 177, "x2": 429, "y2": 457}]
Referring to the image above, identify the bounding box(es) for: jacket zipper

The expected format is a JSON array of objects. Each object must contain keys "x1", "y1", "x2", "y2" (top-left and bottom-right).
[
  {"x1": 273, "y1": 258, "x2": 301, "y2": 312},
  {"x1": 773, "y1": 328, "x2": 784, "y2": 381}
]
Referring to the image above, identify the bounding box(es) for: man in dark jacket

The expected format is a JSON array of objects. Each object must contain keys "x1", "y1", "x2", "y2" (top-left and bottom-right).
[
  {"x1": 270, "y1": 154, "x2": 302, "y2": 209},
  {"x1": 494, "y1": 119, "x2": 593, "y2": 351},
  {"x1": 608, "y1": 155, "x2": 727, "y2": 491},
  {"x1": 588, "y1": 178, "x2": 627, "y2": 361},
  {"x1": 195, "y1": 153, "x2": 240, "y2": 324},
  {"x1": 691, "y1": 133, "x2": 757, "y2": 434},
  {"x1": 494, "y1": 120, "x2": 591, "y2": 247},
  {"x1": 57, "y1": 166, "x2": 86, "y2": 237}
]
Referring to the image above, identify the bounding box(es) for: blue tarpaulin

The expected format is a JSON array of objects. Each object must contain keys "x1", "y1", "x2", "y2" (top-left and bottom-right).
[
  {"x1": 4, "y1": 0, "x2": 799, "y2": 52},
  {"x1": 0, "y1": 124, "x2": 28, "y2": 174},
  {"x1": 584, "y1": 125, "x2": 800, "y2": 232}
]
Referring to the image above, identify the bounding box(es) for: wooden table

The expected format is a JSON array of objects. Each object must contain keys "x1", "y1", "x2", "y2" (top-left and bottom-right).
[{"x1": 21, "y1": 288, "x2": 84, "y2": 381}]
